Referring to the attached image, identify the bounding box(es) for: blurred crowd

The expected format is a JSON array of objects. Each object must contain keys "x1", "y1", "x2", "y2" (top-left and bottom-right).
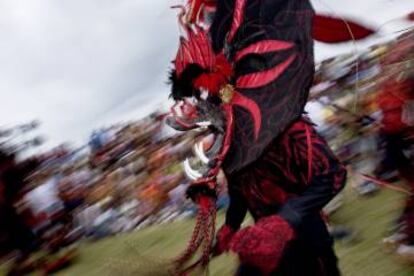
[
  {"x1": 310, "y1": 30, "x2": 414, "y2": 257},
  {"x1": 1, "y1": 29, "x2": 413, "y2": 274},
  {"x1": 310, "y1": 30, "x2": 413, "y2": 192}
]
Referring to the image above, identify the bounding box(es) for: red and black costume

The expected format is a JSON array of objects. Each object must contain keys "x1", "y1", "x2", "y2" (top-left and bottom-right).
[
  {"x1": 218, "y1": 119, "x2": 346, "y2": 275},
  {"x1": 376, "y1": 32, "x2": 414, "y2": 245},
  {"x1": 167, "y1": 0, "x2": 347, "y2": 275}
]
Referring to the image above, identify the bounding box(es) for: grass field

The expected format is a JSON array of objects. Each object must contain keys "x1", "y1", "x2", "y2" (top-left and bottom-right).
[{"x1": 3, "y1": 187, "x2": 414, "y2": 275}]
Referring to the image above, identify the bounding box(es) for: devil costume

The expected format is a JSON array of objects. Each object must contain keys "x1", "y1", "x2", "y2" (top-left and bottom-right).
[{"x1": 167, "y1": 0, "x2": 347, "y2": 275}]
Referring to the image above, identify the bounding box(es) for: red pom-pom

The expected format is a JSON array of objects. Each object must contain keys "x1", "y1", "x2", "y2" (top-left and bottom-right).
[
  {"x1": 229, "y1": 215, "x2": 294, "y2": 275},
  {"x1": 213, "y1": 225, "x2": 236, "y2": 255}
]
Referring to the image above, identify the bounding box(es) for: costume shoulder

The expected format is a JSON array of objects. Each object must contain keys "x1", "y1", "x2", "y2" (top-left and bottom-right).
[{"x1": 212, "y1": 0, "x2": 315, "y2": 173}]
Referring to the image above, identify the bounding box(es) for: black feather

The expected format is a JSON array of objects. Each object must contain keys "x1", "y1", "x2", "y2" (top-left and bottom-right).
[{"x1": 168, "y1": 64, "x2": 206, "y2": 101}]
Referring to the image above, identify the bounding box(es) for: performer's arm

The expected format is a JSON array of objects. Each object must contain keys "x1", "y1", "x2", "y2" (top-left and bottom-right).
[
  {"x1": 278, "y1": 163, "x2": 346, "y2": 230},
  {"x1": 213, "y1": 180, "x2": 248, "y2": 255},
  {"x1": 227, "y1": 124, "x2": 346, "y2": 272},
  {"x1": 277, "y1": 124, "x2": 347, "y2": 231}
]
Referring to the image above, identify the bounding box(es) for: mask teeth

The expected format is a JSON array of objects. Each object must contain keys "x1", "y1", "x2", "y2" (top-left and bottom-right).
[
  {"x1": 183, "y1": 158, "x2": 203, "y2": 180},
  {"x1": 194, "y1": 142, "x2": 210, "y2": 165}
]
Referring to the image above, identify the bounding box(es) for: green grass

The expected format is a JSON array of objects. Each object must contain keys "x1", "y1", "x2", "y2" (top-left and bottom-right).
[
  {"x1": 3, "y1": 188, "x2": 414, "y2": 275},
  {"x1": 332, "y1": 188, "x2": 414, "y2": 276}
]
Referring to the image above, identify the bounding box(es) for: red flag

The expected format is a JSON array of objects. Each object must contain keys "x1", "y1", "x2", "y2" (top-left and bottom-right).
[
  {"x1": 313, "y1": 14, "x2": 376, "y2": 43},
  {"x1": 407, "y1": 12, "x2": 414, "y2": 21}
]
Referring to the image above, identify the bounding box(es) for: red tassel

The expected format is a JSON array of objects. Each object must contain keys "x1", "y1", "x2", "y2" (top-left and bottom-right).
[
  {"x1": 313, "y1": 14, "x2": 376, "y2": 43},
  {"x1": 174, "y1": 196, "x2": 217, "y2": 274}
]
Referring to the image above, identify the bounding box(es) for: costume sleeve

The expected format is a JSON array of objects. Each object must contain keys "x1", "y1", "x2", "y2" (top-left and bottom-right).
[
  {"x1": 209, "y1": 0, "x2": 235, "y2": 53},
  {"x1": 224, "y1": 181, "x2": 248, "y2": 230},
  {"x1": 277, "y1": 122, "x2": 347, "y2": 231}
]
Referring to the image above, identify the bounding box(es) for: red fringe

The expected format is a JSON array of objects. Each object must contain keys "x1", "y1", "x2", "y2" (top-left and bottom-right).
[{"x1": 174, "y1": 196, "x2": 217, "y2": 275}]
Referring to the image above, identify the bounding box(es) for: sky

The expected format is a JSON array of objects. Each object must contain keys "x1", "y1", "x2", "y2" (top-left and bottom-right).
[{"x1": 0, "y1": 0, "x2": 413, "y2": 153}]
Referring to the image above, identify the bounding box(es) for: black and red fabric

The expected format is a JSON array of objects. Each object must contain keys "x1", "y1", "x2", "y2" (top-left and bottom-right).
[
  {"x1": 169, "y1": 24, "x2": 234, "y2": 101},
  {"x1": 225, "y1": 119, "x2": 346, "y2": 222},
  {"x1": 210, "y1": 0, "x2": 315, "y2": 173},
  {"x1": 168, "y1": 0, "x2": 347, "y2": 274},
  {"x1": 229, "y1": 215, "x2": 294, "y2": 275},
  {"x1": 223, "y1": 118, "x2": 347, "y2": 274}
]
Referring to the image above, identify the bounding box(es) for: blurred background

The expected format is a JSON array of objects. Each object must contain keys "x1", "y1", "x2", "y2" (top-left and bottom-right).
[{"x1": 0, "y1": 0, "x2": 414, "y2": 275}]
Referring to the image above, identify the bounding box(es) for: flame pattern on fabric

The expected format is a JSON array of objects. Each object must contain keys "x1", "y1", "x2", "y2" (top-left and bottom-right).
[{"x1": 210, "y1": 0, "x2": 315, "y2": 173}]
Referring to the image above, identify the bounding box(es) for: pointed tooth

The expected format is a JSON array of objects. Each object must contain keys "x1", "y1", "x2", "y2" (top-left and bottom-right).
[
  {"x1": 183, "y1": 161, "x2": 197, "y2": 180},
  {"x1": 183, "y1": 159, "x2": 202, "y2": 180},
  {"x1": 194, "y1": 142, "x2": 210, "y2": 164},
  {"x1": 195, "y1": 121, "x2": 212, "y2": 127}
]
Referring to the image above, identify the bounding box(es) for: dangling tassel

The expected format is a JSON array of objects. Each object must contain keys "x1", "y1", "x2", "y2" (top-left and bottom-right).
[
  {"x1": 172, "y1": 90, "x2": 237, "y2": 275},
  {"x1": 174, "y1": 208, "x2": 207, "y2": 267},
  {"x1": 201, "y1": 199, "x2": 217, "y2": 267},
  {"x1": 173, "y1": 195, "x2": 217, "y2": 275}
]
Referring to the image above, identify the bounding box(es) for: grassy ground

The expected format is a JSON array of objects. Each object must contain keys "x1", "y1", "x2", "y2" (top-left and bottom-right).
[
  {"x1": 2, "y1": 187, "x2": 414, "y2": 275},
  {"x1": 331, "y1": 188, "x2": 414, "y2": 276}
]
